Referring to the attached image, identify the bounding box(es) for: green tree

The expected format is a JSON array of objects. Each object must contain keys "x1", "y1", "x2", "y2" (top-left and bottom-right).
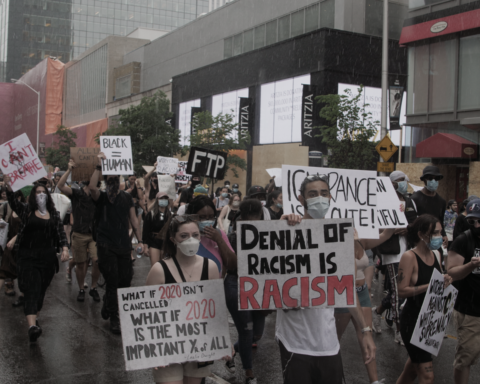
[
  {"x1": 316, "y1": 85, "x2": 378, "y2": 170},
  {"x1": 98, "y1": 91, "x2": 182, "y2": 175},
  {"x1": 45, "y1": 125, "x2": 77, "y2": 170},
  {"x1": 189, "y1": 110, "x2": 250, "y2": 180}
]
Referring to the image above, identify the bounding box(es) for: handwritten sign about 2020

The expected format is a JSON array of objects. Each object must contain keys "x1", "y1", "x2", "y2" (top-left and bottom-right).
[
  {"x1": 410, "y1": 269, "x2": 458, "y2": 356},
  {"x1": 237, "y1": 219, "x2": 356, "y2": 311},
  {"x1": 0, "y1": 134, "x2": 46, "y2": 191},
  {"x1": 100, "y1": 136, "x2": 133, "y2": 175},
  {"x1": 118, "y1": 279, "x2": 232, "y2": 371}
]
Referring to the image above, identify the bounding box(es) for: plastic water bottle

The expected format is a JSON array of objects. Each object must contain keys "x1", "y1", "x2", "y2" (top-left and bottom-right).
[{"x1": 136, "y1": 245, "x2": 143, "y2": 259}]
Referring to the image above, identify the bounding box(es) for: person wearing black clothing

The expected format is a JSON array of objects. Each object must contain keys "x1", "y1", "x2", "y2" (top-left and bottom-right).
[
  {"x1": 3, "y1": 175, "x2": 69, "y2": 343},
  {"x1": 146, "y1": 215, "x2": 221, "y2": 383},
  {"x1": 144, "y1": 162, "x2": 160, "y2": 212},
  {"x1": 57, "y1": 159, "x2": 101, "y2": 303},
  {"x1": 453, "y1": 195, "x2": 479, "y2": 240},
  {"x1": 143, "y1": 191, "x2": 171, "y2": 266},
  {"x1": 396, "y1": 214, "x2": 452, "y2": 384},
  {"x1": 411, "y1": 165, "x2": 448, "y2": 248},
  {"x1": 124, "y1": 172, "x2": 144, "y2": 215},
  {"x1": 89, "y1": 152, "x2": 145, "y2": 334},
  {"x1": 179, "y1": 176, "x2": 202, "y2": 206},
  {"x1": 448, "y1": 198, "x2": 480, "y2": 384},
  {"x1": 266, "y1": 189, "x2": 283, "y2": 220}
]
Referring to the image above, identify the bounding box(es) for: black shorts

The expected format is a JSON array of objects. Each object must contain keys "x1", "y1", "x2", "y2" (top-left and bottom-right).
[
  {"x1": 147, "y1": 238, "x2": 163, "y2": 251},
  {"x1": 400, "y1": 321, "x2": 433, "y2": 364}
]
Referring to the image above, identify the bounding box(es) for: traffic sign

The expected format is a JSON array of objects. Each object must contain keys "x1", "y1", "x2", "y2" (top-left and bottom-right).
[
  {"x1": 376, "y1": 136, "x2": 398, "y2": 162},
  {"x1": 377, "y1": 162, "x2": 395, "y2": 173}
]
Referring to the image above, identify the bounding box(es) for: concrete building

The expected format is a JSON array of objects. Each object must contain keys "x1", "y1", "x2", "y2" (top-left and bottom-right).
[{"x1": 397, "y1": 0, "x2": 480, "y2": 202}]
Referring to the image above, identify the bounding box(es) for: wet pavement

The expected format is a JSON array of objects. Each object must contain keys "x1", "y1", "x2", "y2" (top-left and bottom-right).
[{"x1": 1, "y1": 255, "x2": 479, "y2": 384}]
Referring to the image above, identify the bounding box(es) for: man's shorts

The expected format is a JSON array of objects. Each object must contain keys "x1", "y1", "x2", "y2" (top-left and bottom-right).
[
  {"x1": 454, "y1": 310, "x2": 480, "y2": 370},
  {"x1": 71, "y1": 232, "x2": 97, "y2": 263},
  {"x1": 152, "y1": 362, "x2": 210, "y2": 383}
]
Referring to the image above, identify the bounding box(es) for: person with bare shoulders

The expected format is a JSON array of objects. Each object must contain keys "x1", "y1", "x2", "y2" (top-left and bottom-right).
[
  {"x1": 144, "y1": 162, "x2": 159, "y2": 212},
  {"x1": 396, "y1": 214, "x2": 453, "y2": 384},
  {"x1": 146, "y1": 215, "x2": 220, "y2": 384}
]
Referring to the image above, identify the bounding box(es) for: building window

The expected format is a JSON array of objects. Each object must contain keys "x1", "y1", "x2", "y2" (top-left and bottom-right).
[
  {"x1": 320, "y1": 0, "x2": 335, "y2": 28},
  {"x1": 407, "y1": 45, "x2": 429, "y2": 114},
  {"x1": 305, "y1": 3, "x2": 319, "y2": 33},
  {"x1": 243, "y1": 28, "x2": 254, "y2": 53},
  {"x1": 266, "y1": 19, "x2": 277, "y2": 46},
  {"x1": 178, "y1": 99, "x2": 201, "y2": 146},
  {"x1": 409, "y1": 0, "x2": 445, "y2": 9},
  {"x1": 291, "y1": 10, "x2": 304, "y2": 38},
  {"x1": 365, "y1": 0, "x2": 407, "y2": 40},
  {"x1": 115, "y1": 74, "x2": 132, "y2": 99},
  {"x1": 429, "y1": 39, "x2": 455, "y2": 113},
  {"x1": 458, "y1": 35, "x2": 480, "y2": 110},
  {"x1": 278, "y1": 15, "x2": 290, "y2": 42},
  {"x1": 212, "y1": 88, "x2": 249, "y2": 140},
  {"x1": 254, "y1": 24, "x2": 266, "y2": 49},
  {"x1": 224, "y1": 37, "x2": 233, "y2": 58},
  {"x1": 233, "y1": 33, "x2": 242, "y2": 56}
]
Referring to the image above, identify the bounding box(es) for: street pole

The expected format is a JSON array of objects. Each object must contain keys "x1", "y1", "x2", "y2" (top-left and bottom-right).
[{"x1": 380, "y1": 0, "x2": 389, "y2": 175}]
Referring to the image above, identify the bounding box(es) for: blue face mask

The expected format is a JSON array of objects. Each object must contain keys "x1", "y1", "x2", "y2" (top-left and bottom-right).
[
  {"x1": 396, "y1": 181, "x2": 408, "y2": 195},
  {"x1": 198, "y1": 220, "x2": 215, "y2": 232},
  {"x1": 426, "y1": 179, "x2": 439, "y2": 192},
  {"x1": 276, "y1": 203, "x2": 283, "y2": 208},
  {"x1": 426, "y1": 236, "x2": 443, "y2": 250},
  {"x1": 221, "y1": 193, "x2": 229, "y2": 198},
  {"x1": 232, "y1": 188, "x2": 239, "y2": 193},
  {"x1": 158, "y1": 199, "x2": 169, "y2": 207}
]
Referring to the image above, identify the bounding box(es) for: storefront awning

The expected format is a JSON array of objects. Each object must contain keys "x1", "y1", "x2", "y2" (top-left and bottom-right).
[
  {"x1": 399, "y1": 8, "x2": 480, "y2": 46},
  {"x1": 416, "y1": 133, "x2": 478, "y2": 159}
]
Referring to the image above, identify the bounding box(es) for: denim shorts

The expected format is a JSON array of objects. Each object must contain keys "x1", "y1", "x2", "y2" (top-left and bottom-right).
[{"x1": 334, "y1": 283, "x2": 371, "y2": 314}]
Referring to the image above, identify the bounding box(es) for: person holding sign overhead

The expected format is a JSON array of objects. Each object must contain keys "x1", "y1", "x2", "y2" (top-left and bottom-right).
[
  {"x1": 396, "y1": 214, "x2": 453, "y2": 384},
  {"x1": 144, "y1": 162, "x2": 160, "y2": 212},
  {"x1": 3, "y1": 175, "x2": 69, "y2": 343},
  {"x1": 276, "y1": 174, "x2": 376, "y2": 384},
  {"x1": 89, "y1": 152, "x2": 145, "y2": 335},
  {"x1": 146, "y1": 215, "x2": 224, "y2": 384}
]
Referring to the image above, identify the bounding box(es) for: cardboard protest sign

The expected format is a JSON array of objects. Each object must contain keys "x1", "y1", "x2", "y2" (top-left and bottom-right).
[
  {"x1": 176, "y1": 161, "x2": 191, "y2": 184},
  {"x1": 99, "y1": 136, "x2": 133, "y2": 175},
  {"x1": 0, "y1": 134, "x2": 47, "y2": 191},
  {"x1": 186, "y1": 147, "x2": 227, "y2": 180},
  {"x1": 282, "y1": 164, "x2": 378, "y2": 239},
  {"x1": 376, "y1": 177, "x2": 407, "y2": 228},
  {"x1": 410, "y1": 269, "x2": 458, "y2": 356},
  {"x1": 0, "y1": 222, "x2": 8, "y2": 250},
  {"x1": 70, "y1": 147, "x2": 101, "y2": 181},
  {"x1": 237, "y1": 218, "x2": 356, "y2": 310},
  {"x1": 117, "y1": 279, "x2": 232, "y2": 371},
  {"x1": 158, "y1": 175, "x2": 176, "y2": 200},
  {"x1": 157, "y1": 156, "x2": 179, "y2": 175}
]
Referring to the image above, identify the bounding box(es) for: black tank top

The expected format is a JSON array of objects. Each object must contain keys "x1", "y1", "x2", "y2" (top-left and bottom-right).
[
  {"x1": 158, "y1": 257, "x2": 209, "y2": 284},
  {"x1": 401, "y1": 250, "x2": 441, "y2": 324}
]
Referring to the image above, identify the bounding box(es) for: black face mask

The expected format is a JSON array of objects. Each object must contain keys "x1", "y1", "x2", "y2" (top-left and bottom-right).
[
  {"x1": 191, "y1": 179, "x2": 200, "y2": 188},
  {"x1": 106, "y1": 177, "x2": 120, "y2": 203},
  {"x1": 472, "y1": 226, "x2": 480, "y2": 237}
]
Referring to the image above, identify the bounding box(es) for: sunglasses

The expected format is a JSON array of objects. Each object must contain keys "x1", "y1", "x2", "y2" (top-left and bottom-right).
[
  {"x1": 306, "y1": 174, "x2": 329, "y2": 183},
  {"x1": 467, "y1": 218, "x2": 480, "y2": 225}
]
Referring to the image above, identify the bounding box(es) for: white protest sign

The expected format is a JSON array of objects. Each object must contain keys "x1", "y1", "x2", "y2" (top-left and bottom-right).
[
  {"x1": 158, "y1": 175, "x2": 176, "y2": 200},
  {"x1": 0, "y1": 222, "x2": 8, "y2": 250},
  {"x1": 50, "y1": 194, "x2": 72, "y2": 221},
  {"x1": 266, "y1": 168, "x2": 282, "y2": 186},
  {"x1": 118, "y1": 279, "x2": 232, "y2": 371},
  {"x1": 0, "y1": 134, "x2": 47, "y2": 191},
  {"x1": 99, "y1": 136, "x2": 133, "y2": 175},
  {"x1": 376, "y1": 177, "x2": 407, "y2": 228},
  {"x1": 176, "y1": 161, "x2": 192, "y2": 184},
  {"x1": 410, "y1": 269, "x2": 458, "y2": 356},
  {"x1": 237, "y1": 218, "x2": 356, "y2": 310},
  {"x1": 157, "y1": 157, "x2": 179, "y2": 175},
  {"x1": 282, "y1": 164, "x2": 378, "y2": 239}
]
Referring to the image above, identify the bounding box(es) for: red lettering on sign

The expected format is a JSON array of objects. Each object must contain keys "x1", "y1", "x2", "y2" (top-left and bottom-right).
[
  {"x1": 301, "y1": 277, "x2": 310, "y2": 307},
  {"x1": 32, "y1": 157, "x2": 42, "y2": 171},
  {"x1": 1, "y1": 159, "x2": 7, "y2": 168},
  {"x1": 327, "y1": 275, "x2": 355, "y2": 306},
  {"x1": 239, "y1": 277, "x2": 260, "y2": 310},
  {"x1": 4, "y1": 141, "x2": 15, "y2": 152},
  {"x1": 282, "y1": 277, "x2": 298, "y2": 307},
  {"x1": 311, "y1": 276, "x2": 326, "y2": 306},
  {"x1": 25, "y1": 144, "x2": 35, "y2": 156},
  {"x1": 261, "y1": 280, "x2": 282, "y2": 309}
]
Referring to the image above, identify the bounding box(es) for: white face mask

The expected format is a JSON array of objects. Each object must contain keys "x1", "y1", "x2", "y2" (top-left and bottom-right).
[
  {"x1": 36, "y1": 192, "x2": 48, "y2": 216},
  {"x1": 306, "y1": 196, "x2": 330, "y2": 219},
  {"x1": 176, "y1": 237, "x2": 200, "y2": 257}
]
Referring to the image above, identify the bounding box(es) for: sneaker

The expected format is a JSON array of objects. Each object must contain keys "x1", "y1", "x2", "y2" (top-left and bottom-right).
[
  {"x1": 89, "y1": 288, "x2": 101, "y2": 302},
  {"x1": 28, "y1": 326, "x2": 42, "y2": 343},
  {"x1": 110, "y1": 316, "x2": 121, "y2": 335},
  {"x1": 395, "y1": 331, "x2": 405, "y2": 346},
  {"x1": 225, "y1": 353, "x2": 236, "y2": 373},
  {"x1": 12, "y1": 296, "x2": 25, "y2": 308},
  {"x1": 66, "y1": 268, "x2": 72, "y2": 283},
  {"x1": 101, "y1": 295, "x2": 110, "y2": 320},
  {"x1": 77, "y1": 289, "x2": 85, "y2": 302},
  {"x1": 246, "y1": 378, "x2": 257, "y2": 384},
  {"x1": 371, "y1": 307, "x2": 382, "y2": 334}
]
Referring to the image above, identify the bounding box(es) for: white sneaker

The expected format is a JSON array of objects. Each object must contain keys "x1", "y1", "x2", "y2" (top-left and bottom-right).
[
  {"x1": 371, "y1": 306, "x2": 382, "y2": 334},
  {"x1": 395, "y1": 331, "x2": 405, "y2": 346}
]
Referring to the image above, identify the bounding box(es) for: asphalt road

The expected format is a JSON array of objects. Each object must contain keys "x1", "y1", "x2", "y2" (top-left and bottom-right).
[{"x1": 1, "y1": 255, "x2": 479, "y2": 384}]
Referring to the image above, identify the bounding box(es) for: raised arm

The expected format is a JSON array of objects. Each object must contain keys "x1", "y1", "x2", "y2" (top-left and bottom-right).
[
  {"x1": 144, "y1": 162, "x2": 157, "y2": 196},
  {"x1": 359, "y1": 228, "x2": 395, "y2": 250},
  {"x1": 217, "y1": 205, "x2": 229, "y2": 231},
  {"x1": 88, "y1": 152, "x2": 105, "y2": 201},
  {"x1": 3, "y1": 175, "x2": 27, "y2": 218},
  {"x1": 57, "y1": 160, "x2": 74, "y2": 196}
]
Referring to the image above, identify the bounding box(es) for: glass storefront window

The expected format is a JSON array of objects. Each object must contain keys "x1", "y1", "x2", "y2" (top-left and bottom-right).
[
  {"x1": 458, "y1": 35, "x2": 480, "y2": 110},
  {"x1": 429, "y1": 39, "x2": 455, "y2": 113}
]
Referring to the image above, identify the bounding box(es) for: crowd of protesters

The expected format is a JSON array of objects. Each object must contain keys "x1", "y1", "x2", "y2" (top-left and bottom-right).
[{"x1": 1, "y1": 157, "x2": 480, "y2": 384}]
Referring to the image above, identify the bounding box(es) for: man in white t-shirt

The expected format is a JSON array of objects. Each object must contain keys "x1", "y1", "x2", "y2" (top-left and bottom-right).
[
  {"x1": 372, "y1": 171, "x2": 417, "y2": 344},
  {"x1": 277, "y1": 174, "x2": 376, "y2": 384}
]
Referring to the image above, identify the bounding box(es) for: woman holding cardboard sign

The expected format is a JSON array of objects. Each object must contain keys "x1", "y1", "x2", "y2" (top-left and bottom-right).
[
  {"x1": 146, "y1": 215, "x2": 227, "y2": 384},
  {"x1": 396, "y1": 215, "x2": 452, "y2": 384},
  {"x1": 3, "y1": 175, "x2": 69, "y2": 343}
]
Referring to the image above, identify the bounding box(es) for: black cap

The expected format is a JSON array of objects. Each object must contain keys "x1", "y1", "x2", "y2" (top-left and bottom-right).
[
  {"x1": 247, "y1": 185, "x2": 266, "y2": 197},
  {"x1": 466, "y1": 199, "x2": 480, "y2": 219},
  {"x1": 232, "y1": 183, "x2": 239, "y2": 189},
  {"x1": 420, "y1": 165, "x2": 443, "y2": 181}
]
